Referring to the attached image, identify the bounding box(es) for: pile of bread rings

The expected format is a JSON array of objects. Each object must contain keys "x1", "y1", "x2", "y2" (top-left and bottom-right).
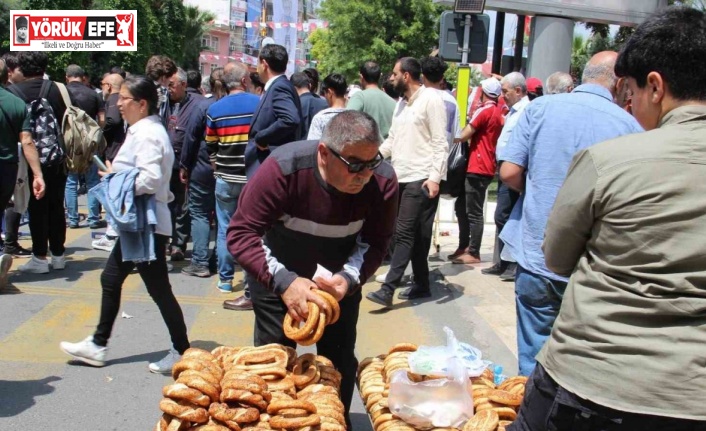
[
  {"x1": 283, "y1": 290, "x2": 340, "y2": 346},
  {"x1": 155, "y1": 343, "x2": 346, "y2": 431},
  {"x1": 357, "y1": 343, "x2": 528, "y2": 431}
]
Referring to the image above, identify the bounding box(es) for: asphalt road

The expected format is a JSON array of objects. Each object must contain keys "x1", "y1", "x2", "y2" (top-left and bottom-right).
[{"x1": 0, "y1": 206, "x2": 517, "y2": 431}]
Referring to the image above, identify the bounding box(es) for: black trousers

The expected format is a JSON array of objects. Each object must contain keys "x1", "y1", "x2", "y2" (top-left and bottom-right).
[
  {"x1": 0, "y1": 163, "x2": 18, "y2": 231},
  {"x1": 28, "y1": 164, "x2": 67, "y2": 257},
  {"x1": 455, "y1": 174, "x2": 493, "y2": 257},
  {"x1": 492, "y1": 179, "x2": 520, "y2": 265},
  {"x1": 3, "y1": 208, "x2": 22, "y2": 245},
  {"x1": 248, "y1": 273, "x2": 361, "y2": 427},
  {"x1": 93, "y1": 234, "x2": 190, "y2": 353},
  {"x1": 382, "y1": 180, "x2": 439, "y2": 292},
  {"x1": 169, "y1": 173, "x2": 191, "y2": 249},
  {"x1": 509, "y1": 364, "x2": 706, "y2": 431}
]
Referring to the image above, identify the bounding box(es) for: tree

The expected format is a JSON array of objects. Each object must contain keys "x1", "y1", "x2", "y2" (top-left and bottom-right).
[
  {"x1": 181, "y1": 5, "x2": 216, "y2": 70},
  {"x1": 310, "y1": 0, "x2": 445, "y2": 81},
  {"x1": 570, "y1": 35, "x2": 589, "y2": 81}
]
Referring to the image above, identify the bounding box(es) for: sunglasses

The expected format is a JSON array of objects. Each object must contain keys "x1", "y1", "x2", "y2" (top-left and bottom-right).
[{"x1": 328, "y1": 147, "x2": 383, "y2": 173}]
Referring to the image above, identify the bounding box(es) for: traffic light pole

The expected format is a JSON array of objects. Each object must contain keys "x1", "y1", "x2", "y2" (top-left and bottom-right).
[{"x1": 457, "y1": 14, "x2": 472, "y2": 127}]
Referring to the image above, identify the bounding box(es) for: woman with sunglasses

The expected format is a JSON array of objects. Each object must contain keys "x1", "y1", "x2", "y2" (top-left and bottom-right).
[{"x1": 60, "y1": 75, "x2": 190, "y2": 374}]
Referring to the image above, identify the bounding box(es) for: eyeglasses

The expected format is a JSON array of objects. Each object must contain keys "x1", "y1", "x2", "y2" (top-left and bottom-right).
[
  {"x1": 328, "y1": 147, "x2": 383, "y2": 173},
  {"x1": 118, "y1": 95, "x2": 135, "y2": 102}
]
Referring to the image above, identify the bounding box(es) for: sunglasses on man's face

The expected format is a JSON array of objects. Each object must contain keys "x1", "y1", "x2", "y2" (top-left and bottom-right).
[{"x1": 328, "y1": 147, "x2": 383, "y2": 173}]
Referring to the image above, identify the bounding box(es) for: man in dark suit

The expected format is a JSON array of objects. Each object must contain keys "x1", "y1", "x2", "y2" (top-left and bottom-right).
[{"x1": 246, "y1": 44, "x2": 302, "y2": 178}]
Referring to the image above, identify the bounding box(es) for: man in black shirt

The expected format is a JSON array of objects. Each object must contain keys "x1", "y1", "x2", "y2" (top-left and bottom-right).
[
  {"x1": 8, "y1": 51, "x2": 74, "y2": 274},
  {"x1": 64, "y1": 64, "x2": 106, "y2": 229}
]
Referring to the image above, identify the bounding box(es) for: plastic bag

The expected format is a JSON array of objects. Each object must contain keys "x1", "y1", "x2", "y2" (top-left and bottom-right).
[
  {"x1": 388, "y1": 357, "x2": 474, "y2": 429},
  {"x1": 440, "y1": 141, "x2": 468, "y2": 198},
  {"x1": 408, "y1": 327, "x2": 490, "y2": 377}
]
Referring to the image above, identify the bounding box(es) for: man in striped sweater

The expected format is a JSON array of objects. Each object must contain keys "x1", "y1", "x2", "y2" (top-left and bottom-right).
[{"x1": 205, "y1": 62, "x2": 260, "y2": 307}]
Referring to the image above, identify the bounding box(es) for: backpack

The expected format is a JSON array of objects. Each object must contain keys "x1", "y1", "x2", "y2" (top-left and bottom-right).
[
  {"x1": 9, "y1": 80, "x2": 66, "y2": 168},
  {"x1": 56, "y1": 83, "x2": 106, "y2": 174}
]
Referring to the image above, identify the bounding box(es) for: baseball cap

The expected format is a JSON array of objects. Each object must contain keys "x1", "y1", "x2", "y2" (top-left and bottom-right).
[
  {"x1": 526, "y1": 77, "x2": 543, "y2": 93},
  {"x1": 480, "y1": 78, "x2": 502, "y2": 98}
]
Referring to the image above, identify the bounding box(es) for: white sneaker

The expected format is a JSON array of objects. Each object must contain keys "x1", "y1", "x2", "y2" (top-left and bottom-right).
[
  {"x1": 0, "y1": 254, "x2": 13, "y2": 290},
  {"x1": 92, "y1": 236, "x2": 115, "y2": 252},
  {"x1": 149, "y1": 348, "x2": 181, "y2": 374},
  {"x1": 18, "y1": 256, "x2": 50, "y2": 274},
  {"x1": 375, "y1": 272, "x2": 388, "y2": 283},
  {"x1": 51, "y1": 254, "x2": 66, "y2": 270},
  {"x1": 60, "y1": 336, "x2": 107, "y2": 367}
]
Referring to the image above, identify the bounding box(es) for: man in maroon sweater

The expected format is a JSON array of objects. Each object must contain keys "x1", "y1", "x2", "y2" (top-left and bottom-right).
[{"x1": 227, "y1": 110, "x2": 399, "y2": 425}]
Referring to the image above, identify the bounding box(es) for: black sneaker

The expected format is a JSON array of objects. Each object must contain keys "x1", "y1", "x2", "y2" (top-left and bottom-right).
[
  {"x1": 366, "y1": 288, "x2": 394, "y2": 308},
  {"x1": 499, "y1": 263, "x2": 517, "y2": 282},
  {"x1": 181, "y1": 263, "x2": 210, "y2": 278},
  {"x1": 398, "y1": 286, "x2": 432, "y2": 300},
  {"x1": 170, "y1": 246, "x2": 185, "y2": 262},
  {"x1": 481, "y1": 263, "x2": 505, "y2": 276},
  {"x1": 89, "y1": 220, "x2": 107, "y2": 229},
  {"x1": 3, "y1": 244, "x2": 32, "y2": 258}
]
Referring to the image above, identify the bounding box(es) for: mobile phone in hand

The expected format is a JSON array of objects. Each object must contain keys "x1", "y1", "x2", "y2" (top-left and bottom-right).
[{"x1": 93, "y1": 155, "x2": 109, "y2": 172}]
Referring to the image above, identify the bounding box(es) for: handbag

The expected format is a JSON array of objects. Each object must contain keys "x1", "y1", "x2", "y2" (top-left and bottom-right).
[{"x1": 440, "y1": 141, "x2": 469, "y2": 198}]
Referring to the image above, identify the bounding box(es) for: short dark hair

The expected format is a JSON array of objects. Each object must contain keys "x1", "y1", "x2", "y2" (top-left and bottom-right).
[
  {"x1": 397, "y1": 57, "x2": 421, "y2": 81},
  {"x1": 17, "y1": 51, "x2": 48, "y2": 77},
  {"x1": 144, "y1": 55, "x2": 177, "y2": 81},
  {"x1": 303, "y1": 68, "x2": 320, "y2": 93},
  {"x1": 123, "y1": 75, "x2": 159, "y2": 115},
  {"x1": 290, "y1": 72, "x2": 310, "y2": 89},
  {"x1": 66, "y1": 64, "x2": 85, "y2": 78},
  {"x1": 615, "y1": 6, "x2": 706, "y2": 101},
  {"x1": 250, "y1": 72, "x2": 265, "y2": 91},
  {"x1": 321, "y1": 73, "x2": 348, "y2": 98},
  {"x1": 420, "y1": 56, "x2": 448, "y2": 84},
  {"x1": 2, "y1": 52, "x2": 19, "y2": 71},
  {"x1": 186, "y1": 69, "x2": 202, "y2": 90},
  {"x1": 259, "y1": 44, "x2": 288, "y2": 74},
  {"x1": 359, "y1": 61, "x2": 381, "y2": 84},
  {"x1": 110, "y1": 66, "x2": 126, "y2": 79},
  {"x1": 0, "y1": 60, "x2": 7, "y2": 85},
  {"x1": 382, "y1": 73, "x2": 399, "y2": 99}
]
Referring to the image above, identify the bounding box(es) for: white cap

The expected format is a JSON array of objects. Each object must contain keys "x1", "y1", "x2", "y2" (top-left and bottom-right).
[{"x1": 480, "y1": 78, "x2": 502, "y2": 98}]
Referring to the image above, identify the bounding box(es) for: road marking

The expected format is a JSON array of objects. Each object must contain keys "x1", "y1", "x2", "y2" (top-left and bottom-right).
[{"x1": 0, "y1": 299, "x2": 99, "y2": 363}]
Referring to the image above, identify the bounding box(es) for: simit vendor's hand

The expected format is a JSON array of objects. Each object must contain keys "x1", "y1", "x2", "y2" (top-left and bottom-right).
[
  {"x1": 314, "y1": 274, "x2": 348, "y2": 302},
  {"x1": 281, "y1": 277, "x2": 330, "y2": 323}
]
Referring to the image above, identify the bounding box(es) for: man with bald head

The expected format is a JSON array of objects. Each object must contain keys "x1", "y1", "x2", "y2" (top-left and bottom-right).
[{"x1": 498, "y1": 51, "x2": 643, "y2": 376}]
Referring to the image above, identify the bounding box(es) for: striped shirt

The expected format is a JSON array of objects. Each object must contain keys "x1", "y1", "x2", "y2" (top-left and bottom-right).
[
  {"x1": 205, "y1": 92, "x2": 260, "y2": 183},
  {"x1": 227, "y1": 140, "x2": 399, "y2": 295}
]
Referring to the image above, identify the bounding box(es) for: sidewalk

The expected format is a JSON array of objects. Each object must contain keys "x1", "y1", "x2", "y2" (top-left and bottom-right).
[{"x1": 432, "y1": 199, "x2": 517, "y2": 357}]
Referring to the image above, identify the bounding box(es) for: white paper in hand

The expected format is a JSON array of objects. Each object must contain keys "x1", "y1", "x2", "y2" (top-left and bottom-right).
[{"x1": 314, "y1": 264, "x2": 333, "y2": 281}]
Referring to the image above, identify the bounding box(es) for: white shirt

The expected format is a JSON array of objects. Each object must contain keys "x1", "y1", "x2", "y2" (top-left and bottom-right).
[
  {"x1": 112, "y1": 115, "x2": 175, "y2": 236},
  {"x1": 496, "y1": 95, "x2": 530, "y2": 160},
  {"x1": 264, "y1": 74, "x2": 285, "y2": 92},
  {"x1": 380, "y1": 86, "x2": 448, "y2": 183},
  {"x1": 434, "y1": 88, "x2": 462, "y2": 146}
]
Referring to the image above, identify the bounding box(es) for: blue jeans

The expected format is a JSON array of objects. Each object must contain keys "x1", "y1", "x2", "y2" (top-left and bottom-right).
[
  {"x1": 188, "y1": 180, "x2": 215, "y2": 266},
  {"x1": 215, "y1": 178, "x2": 245, "y2": 285},
  {"x1": 65, "y1": 163, "x2": 101, "y2": 225},
  {"x1": 515, "y1": 265, "x2": 567, "y2": 376}
]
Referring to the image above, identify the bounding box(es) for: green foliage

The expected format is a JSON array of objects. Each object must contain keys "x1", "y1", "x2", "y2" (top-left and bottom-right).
[
  {"x1": 444, "y1": 62, "x2": 457, "y2": 88},
  {"x1": 310, "y1": 0, "x2": 444, "y2": 82},
  {"x1": 1, "y1": 0, "x2": 203, "y2": 81},
  {"x1": 181, "y1": 5, "x2": 216, "y2": 70}
]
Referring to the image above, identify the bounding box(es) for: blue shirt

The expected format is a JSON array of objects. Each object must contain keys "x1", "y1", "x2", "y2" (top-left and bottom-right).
[{"x1": 499, "y1": 84, "x2": 643, "y2": 281}]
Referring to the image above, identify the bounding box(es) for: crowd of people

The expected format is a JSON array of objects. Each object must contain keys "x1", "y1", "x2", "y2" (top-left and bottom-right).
[{"x1": 0, "y1": 5, "x2": 705, "y2": 430}]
